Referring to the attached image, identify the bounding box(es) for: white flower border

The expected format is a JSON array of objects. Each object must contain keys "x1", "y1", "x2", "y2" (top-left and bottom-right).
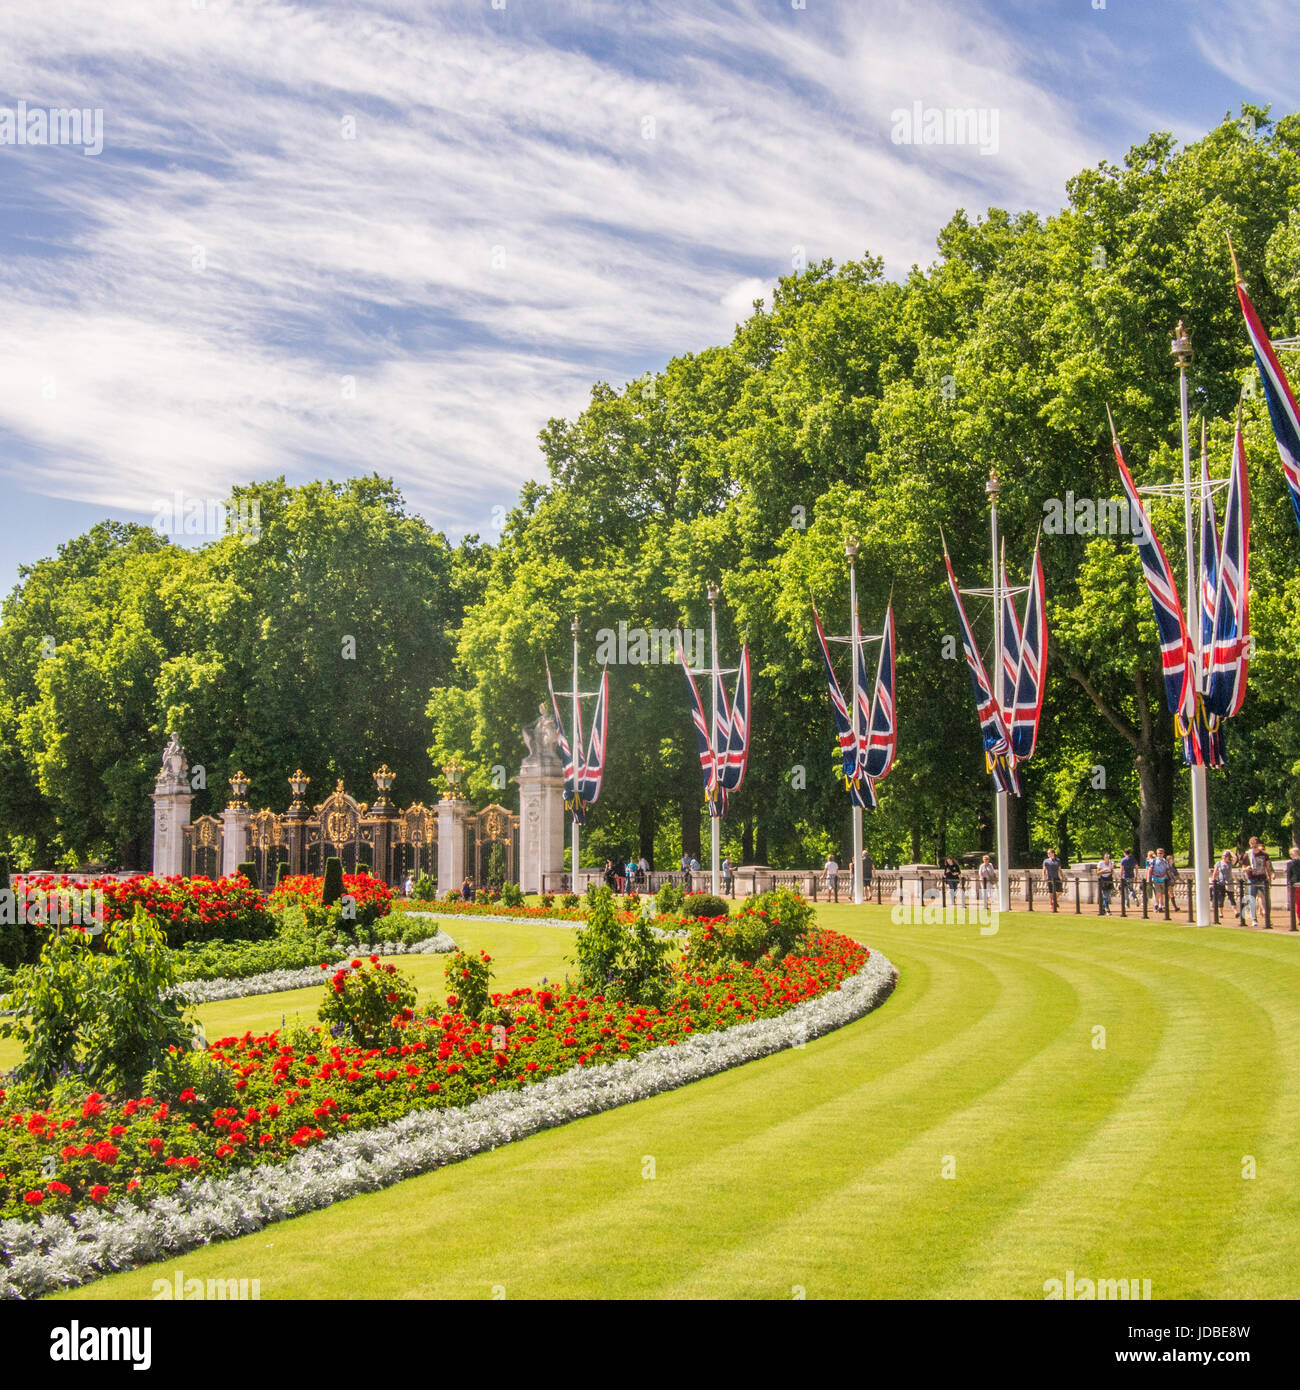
[
  {"x1": 172, "y1": 933, "x2": 458, "y2": 1007},
  {"x1": 0, "y1": 945, "x2": 895, "y2": 1300}
]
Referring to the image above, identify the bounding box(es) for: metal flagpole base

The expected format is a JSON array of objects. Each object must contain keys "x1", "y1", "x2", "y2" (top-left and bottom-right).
[
  {"x1": 995, "y1": 790, "x2": 1011, "y2": 914},
  {"x1": 711, "y1": 817, "x2": 720, "y2": 896},
  {"x1": 1190, "y1": 764, "x2": 1211, "y2": 927},
  {"x1": 852, "y1": 805, "x2": 864, "y2": 905}
]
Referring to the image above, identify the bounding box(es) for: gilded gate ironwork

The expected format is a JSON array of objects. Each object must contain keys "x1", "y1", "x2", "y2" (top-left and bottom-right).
[
  {"x1": 303, "y1": 780, "x2": 376, "y2": 875},
  {"x1": 182, "y1": 815, "x2": 223, "y2": 879},
  {"x1": 245, "y1": 808, "x2": 288, "y2": 889},
  {"x1": 463, "y1": 803, "x2": 519, "y2": 888},
  {"x1": 388, "y1": 802, "x2": 438, "y2": 887}
]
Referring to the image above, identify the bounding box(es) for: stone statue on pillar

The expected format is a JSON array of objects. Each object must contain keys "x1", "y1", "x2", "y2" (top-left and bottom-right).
[
  {"x1": 151, "y1": 733, "x2": 193, "y2": 876},
  {"x1": 517, "y1": 705, "x2": 565, "y2": 895}
]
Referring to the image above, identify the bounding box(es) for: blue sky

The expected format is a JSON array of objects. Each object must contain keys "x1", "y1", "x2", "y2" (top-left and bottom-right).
[{"x1": 0, "y1": 0, "x2": 1294, "y2": 598}]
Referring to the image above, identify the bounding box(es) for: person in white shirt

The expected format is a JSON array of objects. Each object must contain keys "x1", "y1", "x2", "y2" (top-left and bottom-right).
[
  {"x1": 823, "y1": 855, "x2": 839, "y2": 898},
  {"x1": 978, "y1": 854, "x2": 995, "y2": 909}
]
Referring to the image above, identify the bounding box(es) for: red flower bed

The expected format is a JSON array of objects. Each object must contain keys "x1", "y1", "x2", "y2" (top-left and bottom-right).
[
  {"x1": 0, "y1": 930, "x2": 866, "y2": 1222},
  {"x1": 271, "y1": 874, "x2": 393, "y2": 917},
  {"x1": 10, "y1": 874, "x2": 272, "y2": 946}
]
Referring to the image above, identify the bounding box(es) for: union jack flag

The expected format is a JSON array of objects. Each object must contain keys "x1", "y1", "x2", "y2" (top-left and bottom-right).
[
  {"x1": 545, "y1": 658, "x2": 609, "y2": 825},
  {"x1": 862, "y1": 603, "x2": 897, "y2": 787},
  {"x1": 1111, "y1": 430, "x2": 1196, "y2": 724},
  {"x1": 1009, "y1": 547, "x2": 1047, "y2": 763},
  {"x1": 813, "y1": 605, "x2": 857, "y2": 781},
  {"x1": 1235, "y1": 272, "x2": 1300, "y2": 535},
  {"x1": 577, "y1": 669, "x2": 609, "y2": 805},
  {"x1": 1205, "y1": 422, "x2": 1251, "y2": 722},
  {"x1": 944, "y1": 549, "x2": 1019, "y2": 795},
  {"x1": 680, "y1": 655, "x2": 721, "y2": 814},
  {"x1": 717, "y1": 645, "x2": 751, "y2": 796},
  {"x1": 813, "y1": 603, "x2": 896, "y2": 810}
]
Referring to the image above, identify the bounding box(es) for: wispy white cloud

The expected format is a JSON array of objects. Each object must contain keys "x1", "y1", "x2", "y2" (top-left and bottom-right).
[{"x1": 0, "y1": 0, "x2": 1104, "y2": 542}]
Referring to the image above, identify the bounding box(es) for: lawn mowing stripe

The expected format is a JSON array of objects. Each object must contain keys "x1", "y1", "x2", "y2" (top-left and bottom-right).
[{"x1": 61, "y1": 910, "x2": 1300, "y2": 1300}]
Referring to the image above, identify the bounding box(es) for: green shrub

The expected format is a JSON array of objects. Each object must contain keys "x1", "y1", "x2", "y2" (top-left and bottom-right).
[
  {"x1": 572, "y1": 886, "x2": 671, "y2": 1005},
  {"x1": 682, "y1": 892, "x2": 729, "y2": 921},
  {"x1": 0, "y1": 906, "x2": 191, "y2": 1091},
  {"x1": 654, "y1": 881, "x2": 685, "y2": 915},
  {"x1": 237, "y1": 861, "x2": 259, "y2": 891},
  {"x1": 561, "y1": 892, "x2": 580, "y2": 910},
  {"x1": 322, "y1": 856, "x2": 344, "y2": 907},
  {"x1": 500, "y1": 881, "x2": 525, "y2": 907},
  {"x1": 276, "y1": 860, "x2": 290, "y2": 886},
  {"x1": 623, "y1": 893, "x2": 641, "y2": 912},
  {"x1": 486, "y1": 841, "x2": 507, "y2": 888},
  {"x1": 414, "y1": 873, "x2": 436, "y2": 900},
  {"x1": 318, "y1": 956, "x2": 417, "y2": 1048},
  {"x1": 443, "y1": 888, "x2": 461, "y2": 902}
]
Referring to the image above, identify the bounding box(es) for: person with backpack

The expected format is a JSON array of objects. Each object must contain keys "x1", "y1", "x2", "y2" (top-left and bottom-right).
[
  {"x1": 1097, "y1": 853, "x2": 1115, "y2": 916},
  {"x1": 1042, "y1": 848, "x2": 1062, "y2": 912},
  {"x1": 1213, "y1": 850, "x2": 1237, "y2": 919},
  {"x1": 1243, "y1": 837, "x2": 1274, "y2": 929}
]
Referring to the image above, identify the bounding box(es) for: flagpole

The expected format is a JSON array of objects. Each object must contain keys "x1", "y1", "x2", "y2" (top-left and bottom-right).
[
  {"x1": 706, "y1": 583, "x2": 721, "y2": 896},
  {"x1": 1173, "y1": 323, "x2": 1212, "y2": 928},
  {"x1": 571, "y1": 614, "x2": 581, "y2": 895},
  {"x1": 846, "y1": 537, "x2": 864, "y2": 905},
  {"x1": 988, "y1": 472, "x2": 1011, "y2": 913}
]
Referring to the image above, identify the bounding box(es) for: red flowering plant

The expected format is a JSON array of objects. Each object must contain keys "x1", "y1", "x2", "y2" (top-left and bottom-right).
[
  {"x1": 271, "y1": 873, "x2": 393, "y2": 930},
  {"x1": 317, "y1": 956, "x2": 417, "y2": 1048},
  {"x1": 443, "y1": 950, "x2": 493, "y2": 1020},
  {"x1": 0, "y1": 926, "x2": 866, "y2": 1224},
  {"x1": 10, "y1": 874, "x2": 273, "y2": 952}
]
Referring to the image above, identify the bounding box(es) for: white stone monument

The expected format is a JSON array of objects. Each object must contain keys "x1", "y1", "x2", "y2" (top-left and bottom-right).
[
  {"x1": 517, "y1": 706, "x2": 565, "y2": 894},
  {"x1": 151, "y1": 733, "x2": 193, "y2": 877}
]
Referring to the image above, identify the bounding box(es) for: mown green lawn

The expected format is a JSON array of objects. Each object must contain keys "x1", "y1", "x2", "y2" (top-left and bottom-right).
[{"x1": 44, "y1": 907, "x2": 1300, "y2": 1299}]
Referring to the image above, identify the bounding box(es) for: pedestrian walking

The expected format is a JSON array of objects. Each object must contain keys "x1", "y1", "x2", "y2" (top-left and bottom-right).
[
  {"x1": 823, "y1": 854, "x2": 840, "y2": 899},
  {"x1": 1042, "y1": 848, "x2": 1062, "y2": 912},
  {"x1": 1150, "y1": 848, "x2": 1170, "y2": 913},
  {"x1": 722, "y1": 857, "x2": 735, "y2": 896},
  {"x1": 1120, "y1": 848, "x2": 1138, "y2": 907},
  {"x1": 978, "y1": 854, "x2": 996, "y2": 910},
  {"x1": 1213, "y1": 850, "x2": 1236, "y2": 918},
  {"x1": 1097, "y1": 853, "x2": 1115, "y2": 916},
  {"x1": 1244, "y1": 837, "x2": 1274, "y2": 928},
  {"x1": 862, "y1": 848, "x2": 875, "y2": 888}
]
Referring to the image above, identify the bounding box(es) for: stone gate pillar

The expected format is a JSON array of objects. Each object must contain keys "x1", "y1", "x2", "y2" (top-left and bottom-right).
[
  {"x1": 221, "y1": 771, "x2": 252, "y2": 878},
  {"x1": 151, "y1": 733, "x2": 193, "y2": 877},
  {"x1": 517, "y1": 707, "x2": 565, "y2": 894},
  {"x1": 437, "y1": 763, "x2": 473, "y2": 896}
]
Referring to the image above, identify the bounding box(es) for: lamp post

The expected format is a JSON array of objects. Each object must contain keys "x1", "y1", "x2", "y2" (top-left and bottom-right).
[
  {"x1": 1173, "y1": 322, "x2": 1213, "y2": 928},
  {"x1": 987, "y1": 473, "x2": 1011, "y2": 913},
  {"x1": 570, "y1": 616, "x2": 581, "y2": 893},
  {"x1": 706, "y1": 583, "x2": 722, "y2": 896},
  {"x1": 228, "y1": 770, "x2": 250, "y2": 810},
  {"x1": 846, "y1": 536, "x2": 865, "y2": 905}
]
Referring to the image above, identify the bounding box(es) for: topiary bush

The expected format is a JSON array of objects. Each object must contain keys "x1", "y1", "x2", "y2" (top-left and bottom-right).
[
  {"x1": 237, "y1": 861, "x2": 259, "y2": 891},
  {"x1": 500, "y1": 881, "x2": 524, "y2": 907},
  {"x1": 321, "y1": 856, "x2": 344, "y2": 908},
  {"x1": 276, "y1": 860, "x2": 290, "y2": 886},
  {"x1": 682, "y1": 892, "x2": 729, "y2": 921},
  {"x1": 414, "y1": 873, "x2": 436, "y2": 900}
]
